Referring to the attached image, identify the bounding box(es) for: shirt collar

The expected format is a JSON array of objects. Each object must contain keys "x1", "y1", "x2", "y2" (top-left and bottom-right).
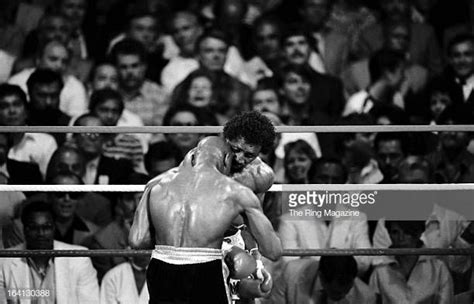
[{"x1": 27, "y1": 256, "x2": 54, "y2": 277}]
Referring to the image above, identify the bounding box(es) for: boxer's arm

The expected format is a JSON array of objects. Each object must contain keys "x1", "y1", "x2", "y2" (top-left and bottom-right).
[
  {"x1": 128, "y1": 184, "x2": 154, "y2": 249},
  {"x1": 238, "y1": 187, "x2": 282, "y2": 261},
  {"x1": 233, "y1": 159, "x2": 275, "y2": 203}
]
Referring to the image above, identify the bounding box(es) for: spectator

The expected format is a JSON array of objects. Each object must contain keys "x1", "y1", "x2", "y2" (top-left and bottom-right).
[
  {"x1": 0, "y1": 201, "x2": 100, "y2": 303},
  {"x1": 46, "y1": 145, "x2": 112, "y2": 227},
  {"x1": 283, "y1": 139, "x2": 317, "y2": 184},
  {"x1": 374, "y1": 132, "x2": 407, "y2": 183},
  {"x1": 162, "y1": 105, "x2": 204, "y2": 163},
  {"x1": 14, "y1": 12, "x2": 72, "y2": 76},
  {"x1": 429, "y1": 34, "x2": 474, "y2": 116},
  {"x1": 311, "y1": 157, "x2": 348, "y2": 184},
  {"x1": 144, "y1": 141, "x2": 179, "y2": 177},
  {"x1": 277, "y1": 155, "x2": 372, "y2": 275},
  {"x1": 172, "y1": 28, "x2": 252, "y2": 121},
  {"x1": 426, "y1": 105, "x2": 474, "y2": 183},
  {"x1": 89, "y1": 61, "x2": 119, "y2": 92},
  {"x1": 160, "y1": 11, "x2": 202, "y2": 93},
  {"x1": 100, "y1": 255, "x2": 150, "y2": 304},
  {"x1": 250, "y1": 77, "x2": 282, "y2": 116},
  {"x1": 343, "y1": 49, "x2": 406, "y2": 116},
  {"x1": 107, "y1": 3, "x2": 178, "y2": 62},
  {"x1": 9, "y1": 39, "x2": 88, "y2": 117},
  {"x1": 26, "y1": 68, "x2": 71, "y2": 145},
  {"x1": 89, "y1": 172, "x2": 149, "y2": 282},
  {"x1": 109, "y1": 8, "x2": 167, "y2": 84},
  {"x1": 370, "y1": 220, "x2": 454, "y2": 303},
  {"x1": 277, "y1": 65, "x2": 334, "y2": 156},
  {"x1": 342, "y1": 19, "x2": 429, "y2": 110},
  {"x1": 0, "y1": 132, "x2": 27, "y2": 248},
  {"x1": 73, "y1": 114, "x2": 135, "y2": 185},
  {"x1": 110, "y1": 38, "x2": 169, "y2": 127},
  {"x1": 299, "y1": 0, "x2": 351, "y2": 76},
  {"x1": 48, "y1": 171, "x2": 98, "y2": 246},
  {"x1": 373, "y1": 155, "x2": 472, "y2": 287},
  {"x1": 241, "y1": 14, "x2": 283, "y2": 87},
  {"x1": 250, "y1": 78, "x2": 321, "y2": 175},
  {"x1": 0, "y1": 132, "x2": 42, "y2": 186},
  {"x1": 56, "y1": 0, "x2": 90, "y2": 60},
  {"x1": 281, "y1": 25, "x2": 346, "y2": 123},
  {"x1": 171, "y1": 69, "x2": 220, "y2": 124},
  {"x1": 427, "y1": 82, "x2": 454, "y2": 124},
  {"x1": 355, "y1": 0, "x2": 442, "y2": 75},
  {"x1": 271, "y1": 255, "x2": 376, "y2": 303},
  {"x1": 88, "y1": 89, "x2": 147, "y2": 173},
  {"x1": 336, "y1": 114, "x2": 383, "y2": 184},
  {"x1": 0, "y1": 83, "x2": 57, "y2": 179}
]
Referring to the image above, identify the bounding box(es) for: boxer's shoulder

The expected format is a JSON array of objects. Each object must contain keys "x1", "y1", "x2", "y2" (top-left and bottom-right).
[
  {"x1": 146, "y1": 168, "x2": 179, "y2": 192},
  {"x1": 239, "y1": 158, "x2": 275, "y2": 194}
]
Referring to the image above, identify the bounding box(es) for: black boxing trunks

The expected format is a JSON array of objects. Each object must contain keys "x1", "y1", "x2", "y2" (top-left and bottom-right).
[{"x1": 147, "y1": 245, "x2": 231, "y2": 304}]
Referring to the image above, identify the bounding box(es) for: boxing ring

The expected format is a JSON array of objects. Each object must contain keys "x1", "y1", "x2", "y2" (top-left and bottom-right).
[{"x1": 1, "y1": 124, "x2": 474, "y2": 258}]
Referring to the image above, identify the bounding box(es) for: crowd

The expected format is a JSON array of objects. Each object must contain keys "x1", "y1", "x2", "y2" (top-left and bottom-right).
[{"x1": 0, "y1": 0, "x2": 473, "y2": 303}]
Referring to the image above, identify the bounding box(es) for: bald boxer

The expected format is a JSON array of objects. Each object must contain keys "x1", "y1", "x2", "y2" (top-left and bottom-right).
[{"x1": 129, "y1": 136, "x2": 282, "y2": 304}]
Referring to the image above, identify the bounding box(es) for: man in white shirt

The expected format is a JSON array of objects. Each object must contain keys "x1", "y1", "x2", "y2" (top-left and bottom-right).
[
  {"x1": 0, "y1": 83, "x2": 57, "y2": 179},
  {"x1": 111, "y1": 39, "x2": 169, "y2": 127},
  {"x1": 162, "y1": 11, "x2": 251, "y2": 93},
  {"x1": 160, "y1": 11, "x2": 203, "y2": 93},
  {"x1": 8, "y1": 39, "x2": 88, "y2": 117}
]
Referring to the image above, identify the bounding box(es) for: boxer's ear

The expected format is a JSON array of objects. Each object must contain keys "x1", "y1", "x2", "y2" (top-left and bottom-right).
[{"x1": 223, "y1": 152, "x2": 232, "y2": 173}]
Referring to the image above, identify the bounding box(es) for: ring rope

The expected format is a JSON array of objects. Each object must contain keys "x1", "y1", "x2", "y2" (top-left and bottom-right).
[
  {"x1": 0, "y1": 248, "x2": 472, "y2": 258},
  {"x1": 0, "y1": 125, "x2": 473, "y2": 133},
  {"x1": 2, "y1": 183, "x2": 474, "y2": 192}
]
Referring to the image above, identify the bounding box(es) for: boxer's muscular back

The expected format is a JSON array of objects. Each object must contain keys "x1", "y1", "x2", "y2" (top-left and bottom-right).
[{"x1": 149, "y1": 164, "x2": 250, "y2": 249}]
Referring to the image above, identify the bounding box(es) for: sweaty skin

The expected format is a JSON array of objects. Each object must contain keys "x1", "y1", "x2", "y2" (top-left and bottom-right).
[{"x1": 129, "y1": 137, "x2": 282, "y2": 261}]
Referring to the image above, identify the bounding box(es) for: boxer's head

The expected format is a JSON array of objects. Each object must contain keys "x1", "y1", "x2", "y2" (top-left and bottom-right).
[
  {"x1": 223, "y1": 111, "x2": 276, "y2": 173},
  {"x1": 195, "y1": 136, "x2": 233, "y2": 175}
]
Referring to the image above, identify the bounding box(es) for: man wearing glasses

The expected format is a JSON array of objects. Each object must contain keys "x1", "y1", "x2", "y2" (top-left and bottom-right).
[{"x1": 72, "y1": 113, "x2": 135, "y2": 185}]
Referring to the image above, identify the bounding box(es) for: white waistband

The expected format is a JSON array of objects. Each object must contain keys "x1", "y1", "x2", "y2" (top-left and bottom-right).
[{"x1": 151, "y1": 245, "x2": 223, "y2": 265}]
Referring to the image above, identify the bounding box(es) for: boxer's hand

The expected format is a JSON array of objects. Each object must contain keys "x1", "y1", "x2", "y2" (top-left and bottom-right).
[
  {"x1": 237, "y1": 268, "x2": 273, "y2": 299},
  {"x1": 224, "y1": 246, "x2": 257, "y2": 279}
]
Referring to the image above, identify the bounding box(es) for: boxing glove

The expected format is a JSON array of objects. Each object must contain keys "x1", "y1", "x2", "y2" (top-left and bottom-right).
[
  {"x1": 237, "y1": 268, "x2": 273, "y2": 299},
  {"x1": 224, "y1": 246, "x2": 257, "y2": 279}
]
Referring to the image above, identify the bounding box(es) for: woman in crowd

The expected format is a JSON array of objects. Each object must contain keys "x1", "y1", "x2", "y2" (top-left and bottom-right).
[
  {"x1": 283, "y1": 139, "x2": 317, "y2": 184},
  {"x1": 172, "y1": 69, "x2": 221, "y2": 125}
]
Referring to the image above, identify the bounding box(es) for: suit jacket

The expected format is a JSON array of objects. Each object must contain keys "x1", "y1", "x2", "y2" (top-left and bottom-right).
[
  {"x1": 6, "y1": 159, "x2": 43, "y2": 185},
  {"x1": 430, "y1": 70, "x2": 474, "y2": 110},
  {"x1": 270, "y1": 259, "x2": 376, "y2": 304},
  {"x1": 356, "y1": 22, "x2": 443, "y2": 76},
  {"x1": 0, "y1": 241, "x2": 99, "y2": 304},
  {"x1": 95, "y1": 155, "x2": 134, "y2": 185}
]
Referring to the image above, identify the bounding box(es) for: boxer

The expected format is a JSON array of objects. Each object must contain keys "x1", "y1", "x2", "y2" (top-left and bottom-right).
[{"x1": 129, "y1": 136, "x2": 282, "y2": 304}]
